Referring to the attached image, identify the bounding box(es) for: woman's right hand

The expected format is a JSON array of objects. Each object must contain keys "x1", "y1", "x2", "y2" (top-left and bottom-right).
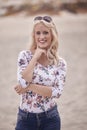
[{"x1": 33, "y1": 47, "x2": 46, "y2": 61}]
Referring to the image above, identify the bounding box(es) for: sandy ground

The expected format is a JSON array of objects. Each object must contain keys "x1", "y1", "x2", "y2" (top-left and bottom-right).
[{"x1": 0, "y1": 12, "x2": 87, "y2": 130}]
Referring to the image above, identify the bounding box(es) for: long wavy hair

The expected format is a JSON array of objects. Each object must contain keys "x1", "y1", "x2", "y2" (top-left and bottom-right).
[{"x1": 29, "y1": 18, "x2": 59, "y2": 65}]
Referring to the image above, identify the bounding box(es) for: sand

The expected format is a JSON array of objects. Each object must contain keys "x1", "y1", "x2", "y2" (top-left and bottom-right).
[{"x1": 0, "y1": 12, "x2": 87, "y2": 130}]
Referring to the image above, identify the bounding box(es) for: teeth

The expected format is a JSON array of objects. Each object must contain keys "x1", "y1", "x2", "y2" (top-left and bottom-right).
[
  {"x1": 39, "y1": 40, "x2": 46, "y2": 43},
  {"x1": 40, "y1": 41, "x2": 44, "y2": 42}
]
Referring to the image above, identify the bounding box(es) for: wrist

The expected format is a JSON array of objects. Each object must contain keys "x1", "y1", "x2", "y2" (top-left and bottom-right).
[{"x1": 33, "y1": 55, "x2": 38, "y2": 62}]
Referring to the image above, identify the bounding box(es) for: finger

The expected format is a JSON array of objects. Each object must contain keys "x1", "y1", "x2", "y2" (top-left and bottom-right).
[
  {"x1": 42, "y1": 49, "x2": 47, "y2": 55},
  {"x1": 17, "y1": 90, "x2": 23, "y2": 95},
  {"x1": 14, "y1": 86, "x2": 17, "y2": 90},
  {"x1": 15, "y1": 86, "x2": 20, "y2": 91},
  {"x1": 15, "y1": 86, "x2": 21, "y2": 93},
  {"x1": 16, "y1": 89, "x2": 21, "y2": 94},
  {"x1": 14, "y1": 85, "x2": 19, "y2": 90},
  {"x1": 38, "y1": 48, "x2": 46, "y2": 55}
]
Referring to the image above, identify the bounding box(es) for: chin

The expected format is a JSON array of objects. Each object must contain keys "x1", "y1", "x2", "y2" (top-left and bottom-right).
[
  {"x1": 41, "y1": 47, "x2": 48, "y2": 50},
  {"x1": 38, "y1": 45, "x2": 47, "y2": 49}
]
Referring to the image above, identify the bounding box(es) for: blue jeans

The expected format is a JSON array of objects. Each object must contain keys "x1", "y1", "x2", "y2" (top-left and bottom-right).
[{"x1": 15, "y1": 105, "x2": 61, "y2": 130}]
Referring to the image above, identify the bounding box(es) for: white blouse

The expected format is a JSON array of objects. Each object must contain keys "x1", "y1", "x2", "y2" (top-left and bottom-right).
[{"x1": 17, "y1": 50, "x2": 67, "y2": 113}]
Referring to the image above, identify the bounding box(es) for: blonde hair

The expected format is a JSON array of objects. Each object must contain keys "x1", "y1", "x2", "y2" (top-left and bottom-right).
[{"x1": 29, "y1": 18, "x2": 59, "y2": 65}]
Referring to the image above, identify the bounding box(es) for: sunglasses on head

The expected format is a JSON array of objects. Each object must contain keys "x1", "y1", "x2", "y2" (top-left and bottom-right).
[{"x1": 34, "y1": 16, "x2": 52, "y2": 23}]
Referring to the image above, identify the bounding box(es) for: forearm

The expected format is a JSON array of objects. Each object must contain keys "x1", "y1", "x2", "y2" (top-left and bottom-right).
[
  {"x1": 15, "y1": 83, "x2": 61, "y2": 98},
  {"x1": 22, "y1": 56, "x2": 37, "y2": 82},
  {"x1": 28, "y1": 84, "x2": 60, "y2": 98},
  {"x1": 29, "y1": 84, "x2": 52, "y2": 98},
  {"x1": 15, "y1": 83, "x2": 52, "y2": 98}
]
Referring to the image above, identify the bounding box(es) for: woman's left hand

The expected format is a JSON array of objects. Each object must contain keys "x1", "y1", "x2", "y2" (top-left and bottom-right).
[{"x1": 14, "y1": 84, "x2": 27, "y2": 94}]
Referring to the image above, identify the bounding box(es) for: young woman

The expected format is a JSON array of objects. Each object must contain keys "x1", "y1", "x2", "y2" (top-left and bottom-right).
[{"x1": 14, "y1": 16, "x2": 67, "y2": 130}]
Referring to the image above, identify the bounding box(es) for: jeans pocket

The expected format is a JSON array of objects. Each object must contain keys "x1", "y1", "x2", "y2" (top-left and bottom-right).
[
  {"x1": 17, "y1": 114, "x2": 23, "y2": 122},
  {"x1": 47, "y1": 109, "x2": 60, "y2": 119},
  {"x1": 15, "y1": 109, "x2": 29, "y2": 130},
  {"x1": 17, "y1": 111, "x2": 28, "y2": 122}
]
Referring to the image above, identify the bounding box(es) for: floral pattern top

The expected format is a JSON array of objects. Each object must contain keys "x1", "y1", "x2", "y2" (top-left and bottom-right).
[{"x1": 17, "y1": 50, "x2": 67, "y2": 113}]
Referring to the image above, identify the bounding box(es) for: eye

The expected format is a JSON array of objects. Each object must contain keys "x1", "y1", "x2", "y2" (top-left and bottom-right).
[
  {"x1": 36, "y1": 31, "x2": 41, "y2": 35},
  {"x1": 43, "y1": 31, "x2": 49, "y2": 35}
]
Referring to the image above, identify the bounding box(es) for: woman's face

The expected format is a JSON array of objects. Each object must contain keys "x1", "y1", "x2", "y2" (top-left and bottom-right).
[{"x1": 34, "y1": 23, "x2": 52, "y2": 49}]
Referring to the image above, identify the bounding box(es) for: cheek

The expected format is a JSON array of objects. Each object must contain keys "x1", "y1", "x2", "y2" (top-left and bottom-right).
[
  {"x1": 33, "y1": 34, "x2": 38, "y2": 47},
  {"x1": 34, "y1": 35, "x2": 38, "y2": 42},
  {"x1": 48, "y1": 31, "x2": 52, "y2": 40},
  {"x1": 33, "y1": 34, "x2": 35, "y2": 41},
  {"x1": 48, "y1": 34, "x2": 53, "y2": 43}
]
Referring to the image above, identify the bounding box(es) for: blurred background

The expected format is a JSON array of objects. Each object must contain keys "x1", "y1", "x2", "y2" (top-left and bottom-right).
[
  {"x1": 0, "y1": 0, "x2": 87, "y2": 16},
  {"x1": 0, "y1": 0, "x2": 87, "y2": 130}
]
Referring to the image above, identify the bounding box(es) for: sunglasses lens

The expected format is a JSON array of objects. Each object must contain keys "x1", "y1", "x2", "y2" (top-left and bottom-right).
[
  {"x1": 34, "y1": 16, "x2": 42, "y2": 21},
  {"x1": 44, "y1": 16, "x2": 52, "y2": 23},
  {"x1": 34, "y1": 16, "x2": 52, "y2": 23}
]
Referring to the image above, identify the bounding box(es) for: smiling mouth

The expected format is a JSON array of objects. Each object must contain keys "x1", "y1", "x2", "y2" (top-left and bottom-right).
[{"x1": 39, "y1": 40, "x2": 46, "y2": 44}]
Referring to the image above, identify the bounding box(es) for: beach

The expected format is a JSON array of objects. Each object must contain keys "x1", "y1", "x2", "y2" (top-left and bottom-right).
[{"x1": 0, "y1": 12, "x2": 87, "y2": 130}]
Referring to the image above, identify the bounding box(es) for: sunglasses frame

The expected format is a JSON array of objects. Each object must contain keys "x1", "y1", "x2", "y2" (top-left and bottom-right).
[{"x1": 34, "y1": 16, "x2": 52, "y2": 23}]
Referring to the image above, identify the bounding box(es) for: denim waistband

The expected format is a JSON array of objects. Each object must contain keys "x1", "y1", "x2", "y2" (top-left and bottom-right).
[{"x1": 18, "y1": 105, "x2": 58, "y2": 118}]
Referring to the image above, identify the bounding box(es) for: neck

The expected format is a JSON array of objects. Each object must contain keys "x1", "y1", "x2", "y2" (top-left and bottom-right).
[
  {"x1": 41, "y1": 53, "x2": 47, "y2": 59},
  {"x1": 38, "y1": 54, "x2": 49, "y2": 66}
]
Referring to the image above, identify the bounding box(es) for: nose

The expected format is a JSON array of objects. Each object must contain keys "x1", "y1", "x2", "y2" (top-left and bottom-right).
[{"x1": 40, "y1": 33, "x2": 45, "y2": 39}]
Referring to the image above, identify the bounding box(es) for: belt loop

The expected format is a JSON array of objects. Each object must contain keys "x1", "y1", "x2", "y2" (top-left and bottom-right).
[
  {"x1": 26, "y1": 111, "x2": 28, "y2": 118},
  {"x1": 36, "y1": 114, "x2": 40, "y2": 127},
  {"x1": 45, "y1": 110, "x2": 49, "y2": 118}
]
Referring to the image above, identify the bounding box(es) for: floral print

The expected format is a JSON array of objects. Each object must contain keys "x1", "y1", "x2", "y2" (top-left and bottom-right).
[{"x1": 17, "y1": 50, "x2": 67, "y2": 113}]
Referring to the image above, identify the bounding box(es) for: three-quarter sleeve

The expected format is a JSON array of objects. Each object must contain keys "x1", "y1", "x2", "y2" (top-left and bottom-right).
[
  {"x1": 17, "y1": 50, "x2": 32, "y2": 88},
  {"x1": 51, "y1": 58, "x2": 67, "y2": 98}
]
